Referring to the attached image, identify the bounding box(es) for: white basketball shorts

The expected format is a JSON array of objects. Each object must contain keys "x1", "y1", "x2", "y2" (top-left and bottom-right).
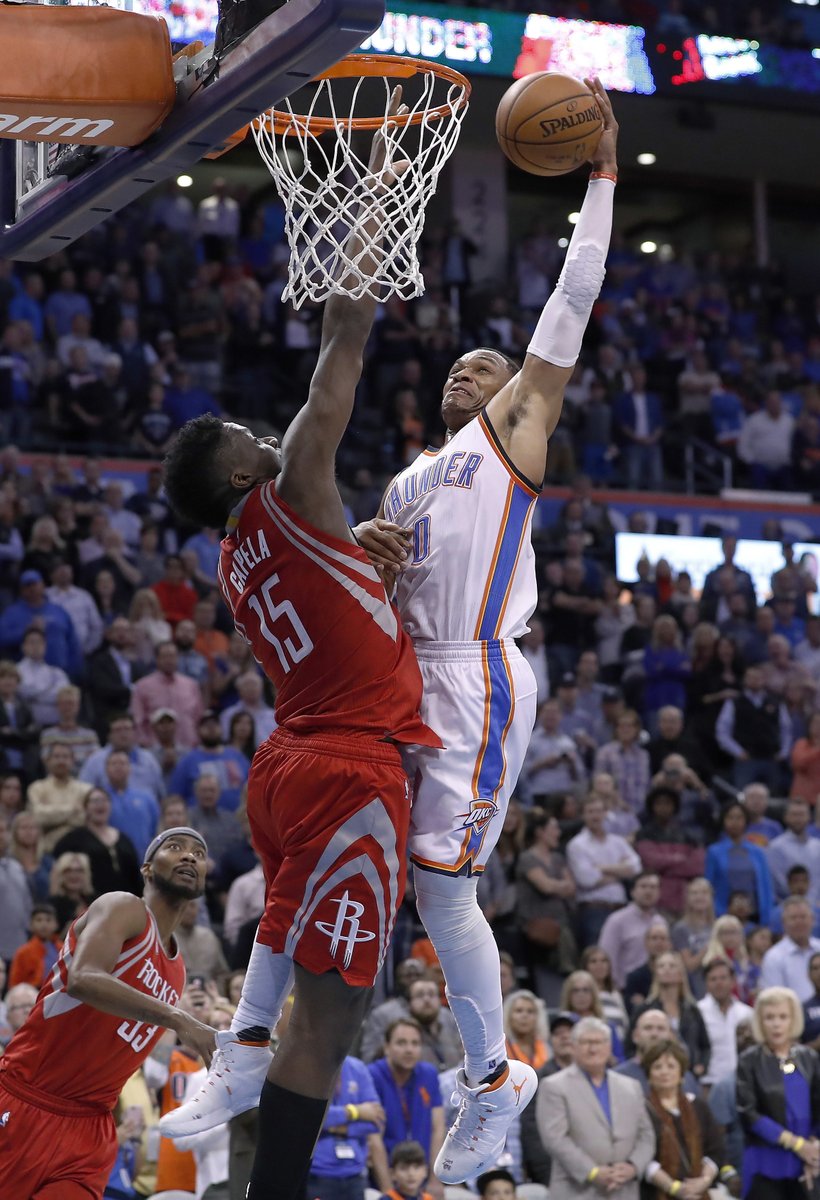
[{"x1": 403, "y1": 639, "x2": 537, "y2": 877}]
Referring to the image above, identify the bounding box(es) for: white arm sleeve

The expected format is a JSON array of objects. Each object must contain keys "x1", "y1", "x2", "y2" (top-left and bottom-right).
[{"x1": 527, "y1": 177, "x2": 615, "y2": 368}]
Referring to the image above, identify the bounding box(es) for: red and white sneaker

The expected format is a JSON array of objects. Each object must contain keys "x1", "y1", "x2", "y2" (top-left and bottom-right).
[
  {"x1": 434, "y1": 1061, "x2": 538, "y2": 1184},
  {"x1": 159, "y1": 1030, "x2": 271, "y2": 1137}
]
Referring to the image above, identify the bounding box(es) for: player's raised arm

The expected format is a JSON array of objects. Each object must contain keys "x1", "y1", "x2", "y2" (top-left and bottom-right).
[
  {"x1": 67, "y1": 892, "x2": 216, "y2": 1063},
  {"x1": 276, "y1": 89, "x2": 409, "y2": 535},
  {"x1": 485, "y1": 77, "x2": 617, "y2": 485}
]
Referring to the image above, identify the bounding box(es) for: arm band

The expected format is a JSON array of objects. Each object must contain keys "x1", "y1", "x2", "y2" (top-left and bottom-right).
[
  {"x1": 588, "y1": 1167, "x2": 600, "y2": 1182},
  {"x1": 526, "y1": 177, "x2": 614, "y2": 369},
  {"x1": 669, "y1": 1183, "x2": 682, "y2": 1197},
  {"x1": 345, "y1": 1103, "x2": 359, "y2": 1121}
]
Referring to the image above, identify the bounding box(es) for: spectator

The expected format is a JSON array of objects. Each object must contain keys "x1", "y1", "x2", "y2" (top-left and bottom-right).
[
  {"x1": 86, "y1": 617, "x2": 143, "y2": 736},
  {"x1": 646, "y1": 705, "x2": 700, "y2": 775},
  {"x1": 640, "y1": 1038, "x2": 724, "y2": 1198},
  {"x1": 0, "y1": 772, "x2": 23, "y2": 820},
  {"x1": 26, "y1": 741, "x2": 89, "y2": 852},
  {"x1": 219, "y1": 671, "x2": 277, "y2": 748},
  {"x1": 151, "y1": 554, "x2": 198, "y2": 626},
  {"x1": 633, "y1": 950, "x2": 712, "y2": 1079},
  {"x1": 1, "y1": 982, "x2": 37, "y2": 1045},
  {"x1": 701, "y1": 537, "x2": 756, "y2": 614},
  {"x1": 580, "y1": 946, "x2": 629, "y2": 1041},
  {"x1": 223, "y1": 859, "x2": 264, "y2": 950},
  {"x1": 46, "y1": 560, "x2": 104, "y2": 656},
  {"x1": 0, "y1": 659, "x2": 39, "y2": 780},
  {"x1": 40, "y1": 684, "x2": 100, "y2": 771},
  {"x1": 766, "y1": 798, "x2": 820, "y2": 900},
  {"x1": 8, "y1": 901, "x2": 62, "y2": 988},
  {"x1": 170, "y1": 710, "x2": 250, "y2": 811},
  {"x1": 302, "y1": 1054, "x2": 391, "y2": 1200},
  {"x1": 594, "y1": 709, "x2": 651, "y2": 816},
  {"x1": 559, "y1": 970, "x2": 626, "y2": 1061},
  {"x1": 803, "y1": 953, "x2": 820, "y2": 1050},
  {"x1": 520, "y1": 698, "x2": 585, "y2": 804},
  {"x1": 622, "y1": 923, "x2": 673, "y2": 1015},
  {"x1": 101, "y1": 749, "x2": 160, "y2": 861},
  {"x1": 149, "y1": 707, "x2": 185, "y2": 787},
  {"x1": 737, "y1": 985, "x2": 820, "y2": 1199},
  {"x1": 407, "y1": 974, "x2": 462, "y2": 1071},
  {"x1": 174, "y1": 897, "x2": 229, "y2": 980},
  {"x1": 707, "y1": 1021, "x2": 756, "y2": 1176},
  {"x1": 187, "y1": 773, "x2": 242, "y2": 852},
  {"x1": 599, "y1": 872, "x2": 665, "y2": 992},
  {"x1": 716, "y1": 664, "x2": 793, "y2": 791},
  {"x1": 515, "y1": 810, "x2": 576, "y2": 1002},
  {"x1": 379, "y1": 1140, "x2": 434, "y2": 1200},
  {"x1": 368, "y1": 1018, "x2": 445, "y2": 1170},
  {"x1": 705, "y1": 801, "x2": 774, "y2": 925},
  {"x1": 358, "y1": 960, "x2": 426, "y2": 1065},
  {"x1": 537, "y1": 1016, "x2": 654, "y2": 1198},
  {"x1": 53, "y1": 786, "x2": 142, "y2": 897},
  {"x1": 80, "y1": 711, "x2": 164, "y2": 799},
  {"x1": 9, "y1": 810, "x2": 52, "y2": 902},
  {"x1": 742, "y1": 783, "x2": 784, "y2": 847},
  {"x1": 47, "y1": 850, "x2": 94, "y2": 933},
  {"x1": 519, "y1": 617, "x2": 550, "y2": 707},
  {"x1": 697, "y1": 957, "x2": 754, "y2": 1087},
  {"x1": 227, "y1": 710, "x2": 256, "y2": 761},
  {"x1": 128, "y1": 587, "x2": 172, "y2": 661},
  {"x1": 759, "y1": 896, "x2": 820, "y2": 1002},
  {"x1": 790, "y1": 710, "x2": 820, "y2": 804},
  {"x1": 193, "y1": 597, "x2": 230, "y2": 668},
  {"x1": 16, "y1": 626, "x2": 70, "y2": 726},
  {"x1": 738, "y1": 390, "x2": 795, "y2": 490},
  {"x1": 0, "y1": 810, "x2": 33, "y2": 963},
  {"x1": 671, "y1": 877, "x2": 716, "y2": 997},
  {"x1": 770, "y1": 866, "x2": 820, "y2": 938},
  {"x1": 643, "y1": 615, "x2": 690, "y2": 725},
  {"x1": 614, "y1": 364, "x2": 664, "y2": 491},
  {"x1": 635, "y1": 786, "x2": 705, "y2": 915},
  {"x1": 503, "y1": 988, "x2": 549, "y2": 1071},
  {"x1": 174, "y1": 618, "x2": 210, "y2": 691},
  {"x1": 703, "y1": 915, "x2": 756, "y2": 1005},
  {"x1": 130, "y1": 640, "x2": 203, "y2": 749},
  {"x1": 0, "y1": 569, "x2": 81, "y2": 678},
  {"x1": 566, "y1": 794, "x2": 641, "y2": 949}
]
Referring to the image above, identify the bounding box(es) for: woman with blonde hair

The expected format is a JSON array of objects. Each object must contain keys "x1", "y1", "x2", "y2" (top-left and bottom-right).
[
  {"x1": 671, "y1": 877, "x2": 715, "y2": 998},
  {"x1": 47, "y1": 851, "x2": 94, "y2": 934},
  {"x1": 128, "y1": 587, "x2": 172, "y2": 659},
  {"x1": 580, "y1": 945, "x2": 628, "y2": 1041},
  {"x1": 737, "y1": 986, "x2": 820, "y2": 1199},
  {"x1": 644, "y1": 615, "x2": 690, "y2": 726},
  {"x1": 21, "y1": 515, "x2": 65, "y2": 580},
  {"x1": 634, "y1": 951, "x2": 711, "y2": 1078},
  {"x1": 503, "y1": 989, "x2": 549, "y2": 1070},
  {"x1": 560, "y1": 969, "x2": 625, "y2": 1061},
  {"x1": 9, "y1": 810, "x2": 52, "y2": 902},
  {"x1": 703, "y1": 913, "x2": 754, "y2": 1003}
]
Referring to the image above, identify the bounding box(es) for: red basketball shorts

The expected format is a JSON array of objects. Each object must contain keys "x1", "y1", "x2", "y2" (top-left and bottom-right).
[
  {"x1": 0, "y1": 1078, "x2": 117, "y2": 1199},
  {"x1": 247, "y1": 729, "x2": 411, "y2": 988}
]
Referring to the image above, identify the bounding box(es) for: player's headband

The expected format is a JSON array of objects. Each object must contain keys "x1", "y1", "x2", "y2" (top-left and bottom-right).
[{"x1": 143, "y1": 827, "x2": 207, "y2": 865}]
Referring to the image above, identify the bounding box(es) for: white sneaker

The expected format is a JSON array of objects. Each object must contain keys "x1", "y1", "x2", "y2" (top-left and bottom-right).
[
  {"x1": 434, "y1": 1061, "x2": 538, "y2": 1184},
  {"x1": 159, "y1": 1030, "x2": 272, "y2": 1138}
]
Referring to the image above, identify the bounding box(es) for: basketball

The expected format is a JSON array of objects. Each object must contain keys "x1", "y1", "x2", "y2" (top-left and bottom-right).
[{"x1": 495, "y1": 72, "x2": 604, "y2": 177}]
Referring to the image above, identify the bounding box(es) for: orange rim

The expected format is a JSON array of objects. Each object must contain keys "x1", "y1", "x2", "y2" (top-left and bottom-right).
[{"x1": 258, "y1": 53, "x2": 471, "y2": 136}]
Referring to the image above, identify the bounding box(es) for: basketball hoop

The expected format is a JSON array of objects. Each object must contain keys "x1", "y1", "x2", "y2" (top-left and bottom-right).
[{"x1": 252, "y1": 54, "x2": 471, "y2": 307}]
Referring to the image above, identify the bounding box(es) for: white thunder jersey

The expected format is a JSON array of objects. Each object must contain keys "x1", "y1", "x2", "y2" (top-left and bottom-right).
[
  {"x1": 384, "y1": 410, "x2": 539, "y2": 643},
  {"x1": 383, "y1": 409, "x2": 540, "y2": 877}
]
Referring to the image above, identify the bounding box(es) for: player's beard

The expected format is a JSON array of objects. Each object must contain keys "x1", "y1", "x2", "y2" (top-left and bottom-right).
[{"x1": 152, "y1": 865, "x2": 204, "y2": 902}]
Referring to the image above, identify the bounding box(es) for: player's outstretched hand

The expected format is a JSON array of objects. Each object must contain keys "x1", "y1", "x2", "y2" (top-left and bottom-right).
[
  {"x1": 173, "y1": 1010, "x2": 218, "y2": 1067},
  {"x1": 367, "y1": 86, "x2": 411, "y2": 192},
  {"x1": 584, "y1": 76, "x2": 618, "y2": 174},
  {"x1": 353, "y1": 518, "x2": 413, "y2": 571}
]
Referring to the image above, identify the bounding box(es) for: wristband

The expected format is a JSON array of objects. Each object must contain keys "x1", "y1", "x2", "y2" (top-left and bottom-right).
[
  {"x1": 589, "y1": 171, "x2": 617, "y2": 184},
  {"x1": 588, "y1": 1167, "x2": 600, "y2": 1182},
  {"x1": 345, "y1": 1103, "x2": 359, "y2": 1122},
  {"x1": 669, "y1": 1183, "x2": 682, "y2": 1197},
  {"x1": 794, "y1": 1137, "x2": 805, "y2": 1151}
]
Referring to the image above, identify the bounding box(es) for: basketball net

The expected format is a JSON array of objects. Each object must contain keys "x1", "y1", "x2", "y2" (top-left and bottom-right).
[{"x1": 252, "y1": 55, "x2": 470, "y2": 307}]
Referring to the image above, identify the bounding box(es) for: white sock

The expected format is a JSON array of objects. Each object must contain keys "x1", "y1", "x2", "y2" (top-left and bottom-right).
[
  {"x1": 231, "y1": 936, "x2": 294, "y2": 1036},
  {"x1": 414, "y1": 870, "x2": 505, "y2": 1085}
]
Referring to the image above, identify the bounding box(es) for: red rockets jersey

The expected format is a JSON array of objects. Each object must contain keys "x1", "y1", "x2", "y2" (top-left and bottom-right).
[
  {"x1": 218, "y1": 481, "x2": 440, "y2": 747},
  {"x1": 0, "y1": 906, "x2": 186, "y2": 1112}
]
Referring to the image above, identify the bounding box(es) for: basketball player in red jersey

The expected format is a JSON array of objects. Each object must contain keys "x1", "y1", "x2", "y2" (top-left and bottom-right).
[
  {"x1": 161, "y1": 93, "x2": 440, "y2": 1200},
  {"x1": 0, "y1": 827, "x2": 215, "y2": 1200}
]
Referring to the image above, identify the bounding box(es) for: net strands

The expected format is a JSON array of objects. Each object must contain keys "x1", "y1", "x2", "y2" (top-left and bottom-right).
[{"x1": 252, "y1": 66, "x2": 469, "y2": 306}]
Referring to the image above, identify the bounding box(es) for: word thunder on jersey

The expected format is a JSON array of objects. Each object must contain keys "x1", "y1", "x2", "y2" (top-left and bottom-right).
[
  {"x1": 0, "y1": 906, "x2": 185, "y2": 1111},
  {"x1": 219, "y1": 481, "x2": 438, "y2": 747},
  {"x1": 385, "y1": 411, "x2": 539, "y2": 643}
]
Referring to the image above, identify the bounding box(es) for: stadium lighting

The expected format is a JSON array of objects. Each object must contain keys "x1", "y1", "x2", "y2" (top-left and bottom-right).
[
  {"x1": 568, "y1": 212, "x2": 580, "y2": 224},
  {"x1": 176, "y1": 174, "x2": 194, "y2": 188},
  {"x1": 640, "y1": 240, "x2": 658, "y2": 254},
  {"x1": 637, "y1": 152, "x2": 656, "y2": 165}
]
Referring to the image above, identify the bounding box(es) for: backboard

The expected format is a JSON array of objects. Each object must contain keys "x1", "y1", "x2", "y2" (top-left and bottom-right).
[{"x1": 0, "y1": 0, "x2": 385, "y2": 261}]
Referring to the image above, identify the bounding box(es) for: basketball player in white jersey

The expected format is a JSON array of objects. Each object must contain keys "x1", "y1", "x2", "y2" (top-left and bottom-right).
[{"x1": 355, "y1": 78, "x2": 619, "y2": 1183}]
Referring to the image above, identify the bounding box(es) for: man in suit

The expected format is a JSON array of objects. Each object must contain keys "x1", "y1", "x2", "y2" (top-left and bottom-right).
[
  {"x1": 700, "y1": 536, "x2": 756, "y2": 617},
  {"x1": 86, "y1": 617, "x2": 145, "y2": 738},
  {"x1": 613, "y1": 365, "x2": 663, "y2": 491},
  {"x1": 536, "y1": 1016, "x2": 655, "y2": 1199}
]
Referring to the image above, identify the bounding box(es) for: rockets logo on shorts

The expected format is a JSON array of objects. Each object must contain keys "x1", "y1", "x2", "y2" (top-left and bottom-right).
[
  {"x1": 0, "y1": 1111, "x2": 9, "y2": 1127},
  {"x1": 315, "y1": 891, "x2": 376, "y2": 970}
]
